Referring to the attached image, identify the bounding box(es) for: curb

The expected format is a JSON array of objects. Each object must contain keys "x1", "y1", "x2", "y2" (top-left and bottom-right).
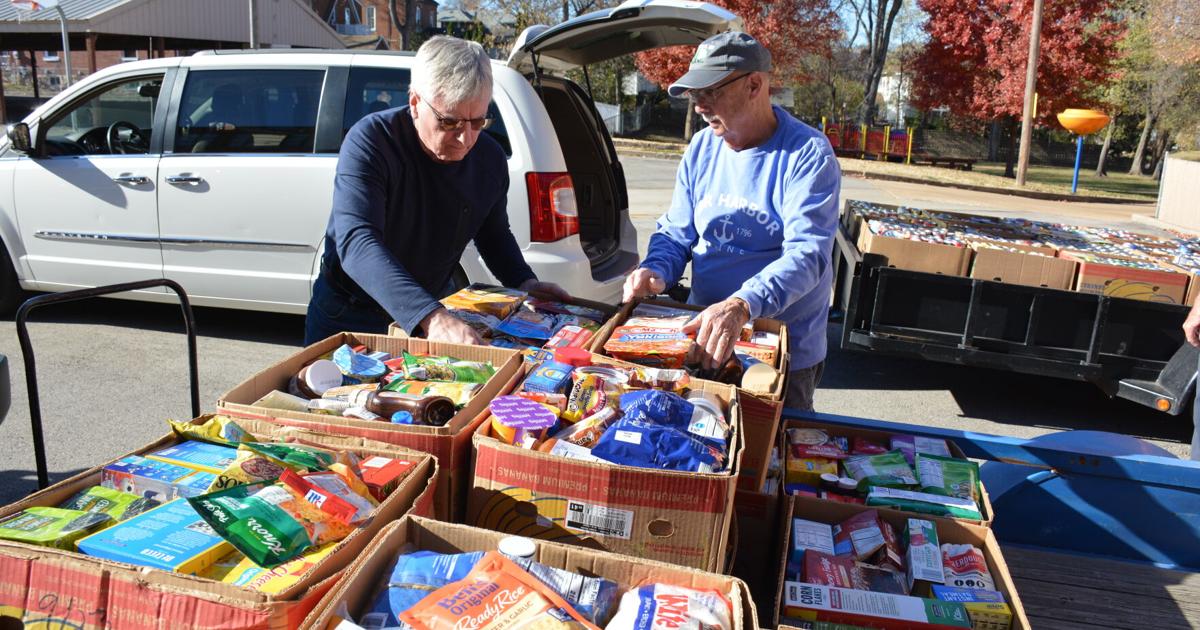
[
  {"x1": 839, "y1": 170, "x2": 1154, "y2": 205},
  {"x1": 1129, "y1": 213, "x2": 1200, "y2": 237}
]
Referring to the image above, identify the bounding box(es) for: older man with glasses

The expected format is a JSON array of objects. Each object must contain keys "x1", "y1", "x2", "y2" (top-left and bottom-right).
[
  {"x1": 306, "y1": 36, "x2": 568, "y2": 345},
  {"x1": 622, "y1": 31, "x2": 841, "y2": 411}
]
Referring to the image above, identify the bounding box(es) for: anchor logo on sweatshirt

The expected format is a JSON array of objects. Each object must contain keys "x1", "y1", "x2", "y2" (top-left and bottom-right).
[{"x1": 713, "y1": 217, "x2": 736, "y2": 247}]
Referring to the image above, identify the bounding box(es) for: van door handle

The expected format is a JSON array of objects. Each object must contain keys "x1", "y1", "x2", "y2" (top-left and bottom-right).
[
  {"x1": 166, "y1": 175, "x2": 203, "y2": 185},
  {"x1": 112, "y1": 174, "x2": 149, "y2": 185}
]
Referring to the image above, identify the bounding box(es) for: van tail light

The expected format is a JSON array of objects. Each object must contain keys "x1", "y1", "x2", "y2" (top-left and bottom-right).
[{"x1": 527, "y1": 172, "x2": 579, "y2": 242}]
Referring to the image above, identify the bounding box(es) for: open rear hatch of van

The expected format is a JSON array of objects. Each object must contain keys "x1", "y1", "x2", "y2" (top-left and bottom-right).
[{"x1": 508, "y1": 0, "x2": 740, "y2": 270}]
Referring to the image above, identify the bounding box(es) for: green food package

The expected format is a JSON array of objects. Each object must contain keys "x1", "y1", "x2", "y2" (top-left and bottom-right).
[
  {"x1": 169, "y1": 415, "x2": 256, "y2": 446},
  {"x1": 916, "y1": 453, "x2": 980, "y2": 502},
  {"x1": 60, "y1": 486, "x2": 160, "y2": 522},
  {"x1": 843, "y1": 450, "x2": 918, "y2": 491},
  {"x1": 208, "y1": 442, "x2": 340, "y2": 493},
  {"x1": 0, "y1": 507, "x2": 112, "y2": 550},
  {"x1": 401, "y1": 352, "x2": 495, "y2": 383},
  {"x1": 867, "y1": 486, "x2": 983, "y2": 521}
]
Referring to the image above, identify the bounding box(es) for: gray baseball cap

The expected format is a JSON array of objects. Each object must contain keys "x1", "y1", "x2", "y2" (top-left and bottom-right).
[{"x1": 667, "y1": 31, "x2": 772, "y2": 98}]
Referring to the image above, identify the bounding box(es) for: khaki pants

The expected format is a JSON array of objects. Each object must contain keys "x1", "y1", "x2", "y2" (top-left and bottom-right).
[{"x1": 785, "y1": 361, "x2": 825, "y2": 411}]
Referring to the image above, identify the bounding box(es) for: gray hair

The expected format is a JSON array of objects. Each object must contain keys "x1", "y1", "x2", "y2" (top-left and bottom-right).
[{"x1": 410, "y1": 36, "x2": 493, "y2": 107}]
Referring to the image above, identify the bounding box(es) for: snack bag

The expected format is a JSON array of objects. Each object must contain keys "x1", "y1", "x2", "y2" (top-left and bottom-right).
[
  {"x1": 59, "y1": 485, "x2": 160, "y2": 522},
  {"x1": 208, "y1": 441, "x2": 338, "y2": 492},
  {"x1": 563, "y1": 374, "x2": 622, "y2": 423},
  {"x1": 619, "y1": 389, "x2": 729, "y2": 452},
  {"x1": 625, "y1": 367, "x2": 690, "y2": 393},
  {"x1": 0, "y1": 507, "x2": 111, "y2": 550},
  {"x1": 916, "y1": 454, "x2": 980, "y2": 502},
  {"x1": 605, "y1": 583, "x2": 732, "y2": 630},
  {"x1": 399, "y1": 551, "x2": 597, "y2": 630},
  {"x1": 591, "y1": 418, "x2": 725, "y2": 473},
  {"x1": 402, "y1": 352, "x2": 496, "y2": 383},
  {"x1": 843, "y1": 451, "x2": 918, "y2": 491},
  {"x1": 189, "y1": 471, "x2": 365, "y2": 567},
  {"x1": 333, "y1": 343, "x2": 389, "y2": 384},
  {"x1": 169, "y1": 415, "x2": 255, "y2": 446}
]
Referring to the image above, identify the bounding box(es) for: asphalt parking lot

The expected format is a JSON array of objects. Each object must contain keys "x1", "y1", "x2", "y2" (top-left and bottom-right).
[{"x1": 0, "y1": 155, "x2": 1189, "y2": 505}]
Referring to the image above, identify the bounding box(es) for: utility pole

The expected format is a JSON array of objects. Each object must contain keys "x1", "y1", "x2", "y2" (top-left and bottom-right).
[
  {"x1": 1015, "y1": 0, "x2": 1044, "y2": 186},
  {"x1": 248, "y1": 0, "x2": 260, "y2": 48}
]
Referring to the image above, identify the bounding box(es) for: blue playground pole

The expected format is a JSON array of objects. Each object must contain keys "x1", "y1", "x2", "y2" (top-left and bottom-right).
[{"x1": 1071, "y1": 134, "x2": 1083, "y2": 194}]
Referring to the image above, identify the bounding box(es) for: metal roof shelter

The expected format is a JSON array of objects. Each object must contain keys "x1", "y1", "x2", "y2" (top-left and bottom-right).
[{"x1": 0, "y1": 0, "x2": 346, "y2": 51}]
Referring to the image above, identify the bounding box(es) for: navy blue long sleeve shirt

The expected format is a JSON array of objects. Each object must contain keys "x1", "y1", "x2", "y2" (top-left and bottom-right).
[{"x1": 319, "y1": 106, "x2": 536, "y2": 333}]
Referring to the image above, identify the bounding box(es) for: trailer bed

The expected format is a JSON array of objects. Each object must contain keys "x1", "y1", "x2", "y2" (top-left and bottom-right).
[{"x1": 1006, "y1": 545, "x2": 1200, "y2": 629}]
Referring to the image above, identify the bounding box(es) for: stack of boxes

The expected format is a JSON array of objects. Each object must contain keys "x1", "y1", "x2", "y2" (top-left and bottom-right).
[{"x1": 848, "y1": 200, "x2": 1199, "y2": 305}]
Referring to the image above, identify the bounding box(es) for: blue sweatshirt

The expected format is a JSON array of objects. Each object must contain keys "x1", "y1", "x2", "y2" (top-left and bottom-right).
[
  {"x1": 639, "y1": 106, "x2": 840, "y2": 370},
  {"x1": 320, "y1": 106, "x2": 536, "y2": 333}
]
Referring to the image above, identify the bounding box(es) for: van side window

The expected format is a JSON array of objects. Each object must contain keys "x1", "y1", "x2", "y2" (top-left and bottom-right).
[
  {"x1": 174, "y1": 69, "x2": 325, "y2": 154},
  {"x1": 340, "y1": 66, "x2": 511, "y2": 157},
  {"x1": 43, "y1": 75, "x2": 163, "y2": 156}
]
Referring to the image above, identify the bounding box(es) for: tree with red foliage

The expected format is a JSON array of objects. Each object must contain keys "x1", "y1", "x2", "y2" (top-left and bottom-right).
[
  {"x1": 633, "y1": 0, "x2": 839, "y2": 138},
  {"x1": 910, "y1": 0, "x2": 1124, "y2": 175}
]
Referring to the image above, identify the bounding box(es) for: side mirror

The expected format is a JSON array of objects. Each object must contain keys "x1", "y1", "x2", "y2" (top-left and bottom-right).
[
  {"x1": 6, "y1": 123, "x2": 32, "y2": 154},
  {"x1": 138, "y1": 83, "x2": 160, "y2": 98}
]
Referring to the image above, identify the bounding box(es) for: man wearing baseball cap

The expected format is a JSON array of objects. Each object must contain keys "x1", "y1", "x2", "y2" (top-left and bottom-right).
[{"x1": 623, "y1": 31, "x2": 841, "y2": 410}]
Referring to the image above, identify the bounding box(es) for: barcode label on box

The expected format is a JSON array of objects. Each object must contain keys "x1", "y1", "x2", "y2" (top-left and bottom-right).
[{"x1": 564, "y1": 499, "x2": 634, "y2": 539}]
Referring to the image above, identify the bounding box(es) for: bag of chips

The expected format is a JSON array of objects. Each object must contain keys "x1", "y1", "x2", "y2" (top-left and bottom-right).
[
  {"x1": 916, "y1": 454, "x2": 980, "y2": 502},
  {"x1": 169, "y1": 415, "x2": 255, "y2": 446},
  {"x1": 402, "y1": 352, "x2": 495, "y2": 384},
  {"x1": 208, "y1": 441, "x2": 340, "y2": 492},
  {"x1": 591, "y1": 419, "x2": 725, "y2": 473},
  {"x1": 399, "y1": 551, "x2": 596, "y2": 630}
]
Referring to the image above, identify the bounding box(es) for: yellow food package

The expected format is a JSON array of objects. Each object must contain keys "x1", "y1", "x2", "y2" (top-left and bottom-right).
[
  {"x1": 169, "y1": 415, "x2": 256, "y2": 446},
  {"x1": 207, "y1": 442, "x2": 340, "y2": 493},
  {"x1": 786, "y1": 456, "x2": 838, "y2": 487},
  {"x1": 202, "y1": 543, "x2": 339, "y2": 593},
  {"x1": 562, "y1": 374, "x2": 620, "y2": 424}
]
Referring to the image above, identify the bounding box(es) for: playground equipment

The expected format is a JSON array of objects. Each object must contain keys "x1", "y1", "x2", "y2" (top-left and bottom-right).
[
  {"x1": 821, "y1": 117, "x2": 914, "y2": 163},
  {"x1": 1057, "y1": 108, "x2": 1111, "y2": 194}
]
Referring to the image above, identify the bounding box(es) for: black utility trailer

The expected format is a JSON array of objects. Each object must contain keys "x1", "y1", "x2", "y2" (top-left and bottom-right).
[{"x1": 831, "y1": 220, "x2": 1198, "y2": 415}]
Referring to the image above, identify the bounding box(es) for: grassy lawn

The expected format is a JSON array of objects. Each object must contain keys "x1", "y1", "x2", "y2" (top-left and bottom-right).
[
  {"x1": 836, "y1": 158, "x2": 1158, "y2": 201},
  {"x1": 1176, "y1": 151, "x2": 1200, "y2": 163}
]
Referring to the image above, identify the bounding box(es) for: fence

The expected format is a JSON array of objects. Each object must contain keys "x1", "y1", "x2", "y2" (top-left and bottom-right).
[{"x1": 1156, "y1": 155, "x2": 1200, "y2": 232}]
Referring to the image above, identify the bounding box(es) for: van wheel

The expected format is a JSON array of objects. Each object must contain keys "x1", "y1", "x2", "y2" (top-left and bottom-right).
[{"x1": 0, "y1": 247, "x2": 23, "y2": 316}]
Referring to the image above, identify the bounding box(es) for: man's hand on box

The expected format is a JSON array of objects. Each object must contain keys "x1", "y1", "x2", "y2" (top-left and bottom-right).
[
  {"x1": 682, "y1": 297, "x2": 751, "y2": 370},
  {"x1": 421, "y1": 308, "x2": 485, "y2": 345},
  {"x1": 622, "y1": 268, "x2": 666, "y2": 303},
  {"x1": 1184, "y1": 301, "x2": 1200, "y2": 347},
  {"x1": 519, "y1": 278, "x2": 572, "y2": 302}
]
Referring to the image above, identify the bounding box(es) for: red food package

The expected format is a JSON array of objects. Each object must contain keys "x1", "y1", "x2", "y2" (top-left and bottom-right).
[
  {"x1": 833, "y1": 510, "x2": 904, "y2": 571},
  {"x1": 803, "y1": 551, "x2": 866, "y2": 590},
  {"x1": 820, "y1": 491, "x2": 866, "y2": 505},
  {"x1": 851, "y1": 437, "x2": 889, "y2": 455},
  {"x1": 791, "y1": 441, "x2": 848, "y2": 461}
]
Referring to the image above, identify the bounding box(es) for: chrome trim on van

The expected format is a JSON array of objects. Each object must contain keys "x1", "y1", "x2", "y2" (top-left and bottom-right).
[{"x1": 35, "y1": 230, "x2": 312, "y2": 250}]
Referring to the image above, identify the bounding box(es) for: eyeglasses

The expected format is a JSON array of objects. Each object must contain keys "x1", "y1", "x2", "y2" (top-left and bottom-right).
[
  {"x1": 421, "y1": 97, "x2": 493, "y2": 131},
  {"x1": 685, "y1": 73, "x2": 751, "y2": 102}
]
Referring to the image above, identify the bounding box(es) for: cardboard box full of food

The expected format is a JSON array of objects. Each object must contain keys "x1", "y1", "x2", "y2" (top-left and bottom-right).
[{"x1": 217, "y1": 332, "x2": 521, "y2": 520}]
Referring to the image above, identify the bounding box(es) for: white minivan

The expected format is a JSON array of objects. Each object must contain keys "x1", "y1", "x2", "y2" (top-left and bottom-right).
[{"x1": 0, "y1": 0, "x2": 738, "y2": 314}]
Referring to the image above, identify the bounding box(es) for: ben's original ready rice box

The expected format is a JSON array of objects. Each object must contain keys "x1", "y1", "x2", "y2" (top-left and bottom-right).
[
  {"x1": 76, "y1": 498, "x2": 233, "y2": 574},
  {"x1": 101, "y1": 455, "x2": 217, "y2": 502}
]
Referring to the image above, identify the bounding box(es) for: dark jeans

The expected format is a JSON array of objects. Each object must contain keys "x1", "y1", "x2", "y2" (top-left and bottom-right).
[{"x1": 303, "y1": 274, "x2": 392, "y2": 345}]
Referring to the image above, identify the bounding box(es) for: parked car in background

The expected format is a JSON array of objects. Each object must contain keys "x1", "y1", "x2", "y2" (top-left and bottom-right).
[{"x1": 0, "y1": 0, "x2": 739, "y2": 315}]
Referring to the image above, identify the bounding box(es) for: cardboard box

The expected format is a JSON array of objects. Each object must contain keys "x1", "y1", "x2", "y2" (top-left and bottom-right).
[
  {"x1": 589, "y1": 297, "x2": 790, "y2": 493},
  {"x1": 301, "y1": 515, "x2": 759, "y2": 630},
  {"x1": 856, "y1": 227, "x2": 972, "y2": 277},
  {"x1": 776, "y1": 496, "x2": 1030, "y2": 630},
  {"x1": 468, "y1": 356, "x2": 742, "y2": 572},
  {"x1": 0, "y1": 416, "x2": 436, "y2": 630},
  {"x1": 969, "y1": 244, "x2": 1077, "y2": 290},
  {"x1": 1179, "y1": 270, "x2": 1200, "y2": 307},
  {"x1": 779, "y1": 419, "x2": 993, "y2": 526},
  {"x1": 730, "y1": 489, "x2": 786, "y2": 621},
  {"x1": 1060, "y1": 251, "x2": 1189, "y2": 305},
  {"x1": 217, "y1": 332, "x2": 521, "y2": 520}
]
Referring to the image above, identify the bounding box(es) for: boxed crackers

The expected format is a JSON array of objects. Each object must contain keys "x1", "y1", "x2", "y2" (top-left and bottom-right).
[
  {"x1": 0, "y1": 416, "x2": 436, "y2": 630},
  {"x1": 302, "y1": 515, "x2": 759, "y2": 630},
  {"x1": 217, "y1": 332, "x2": 522, "y2": 520},
  {"x1": 467, "y1": 352, "x2": 743, "y2": 572}
]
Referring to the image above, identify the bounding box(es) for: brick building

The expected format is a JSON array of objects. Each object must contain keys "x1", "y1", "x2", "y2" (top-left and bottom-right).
[{"x1": 312, "y1": 0, "x2": 439, "y2": 50}]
